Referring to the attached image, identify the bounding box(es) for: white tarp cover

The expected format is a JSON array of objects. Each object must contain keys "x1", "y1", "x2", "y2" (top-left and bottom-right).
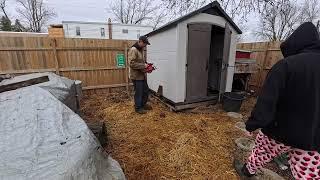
[
  {"x1": 0, "y1": 73, "x2": 78, "y2": 113},
  {"x1": 0, "y1": 87, "x2": 125, "y2": 180}
]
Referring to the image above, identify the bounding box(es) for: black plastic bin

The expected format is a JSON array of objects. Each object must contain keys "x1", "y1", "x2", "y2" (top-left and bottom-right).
[{"x1": 222, "y1": 92, "x2": 246, "y2": 112}]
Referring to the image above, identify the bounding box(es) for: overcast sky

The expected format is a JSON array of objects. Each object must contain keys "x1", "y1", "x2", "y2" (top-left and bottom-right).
[
  {"x1": 5, "y1": 0, "x2": 261, "y2": 42},
  {"x1": 6, "y1": 0, "x2": 111, "y2": 22}
]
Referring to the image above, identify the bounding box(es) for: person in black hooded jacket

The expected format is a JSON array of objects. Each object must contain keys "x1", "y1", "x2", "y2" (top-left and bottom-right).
[{"x1": 235, "y1": 22, "x2": 320, "y2": 179}]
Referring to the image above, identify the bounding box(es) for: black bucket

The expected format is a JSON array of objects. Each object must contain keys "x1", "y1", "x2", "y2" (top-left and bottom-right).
[{"x1": 222, "y1": 92, "x2": 246, "y2": 112}]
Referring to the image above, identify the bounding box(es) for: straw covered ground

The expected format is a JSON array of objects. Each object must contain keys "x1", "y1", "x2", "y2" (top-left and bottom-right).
[{"x1": 81, "y1": 92, "x2": 258, "y2": 179}]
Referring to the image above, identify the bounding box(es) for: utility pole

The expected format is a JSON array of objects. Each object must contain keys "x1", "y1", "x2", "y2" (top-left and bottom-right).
[{"x1": 108, "y1": 18, "x2": 113, "y2": 39}]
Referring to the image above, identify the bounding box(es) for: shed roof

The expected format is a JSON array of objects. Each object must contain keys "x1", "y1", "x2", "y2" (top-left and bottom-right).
[{"x1": 146, "y1": 1, "x2": 242, "y2": 37}]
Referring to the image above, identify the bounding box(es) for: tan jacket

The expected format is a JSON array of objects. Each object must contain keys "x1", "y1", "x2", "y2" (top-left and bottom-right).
[{"x1": 129, "y1": 46, "x2": 146, "y2": 80}]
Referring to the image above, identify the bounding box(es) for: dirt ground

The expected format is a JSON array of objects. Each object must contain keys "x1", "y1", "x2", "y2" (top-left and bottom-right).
[{"x1": 80, "y1": 93, "x2": 292, "y2": 180}]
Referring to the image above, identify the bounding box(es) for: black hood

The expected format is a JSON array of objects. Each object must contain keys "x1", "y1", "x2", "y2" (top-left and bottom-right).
[
  {"x1": 132, "y1": 42, "x2": 143, "y2": 51},
  {"x1": 280, "y1": 22, "x2": 320, "y2": 58}
]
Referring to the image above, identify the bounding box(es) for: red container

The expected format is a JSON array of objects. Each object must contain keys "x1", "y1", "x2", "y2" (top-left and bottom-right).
[{"x1": 236, "y1": 51, "x2": 251, "y2": 59}]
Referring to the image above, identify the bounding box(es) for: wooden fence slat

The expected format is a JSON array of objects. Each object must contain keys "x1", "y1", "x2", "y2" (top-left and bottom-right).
[
  {"x1": 0, "y1": 36, "x2": 135, "y2": 91},
  {"x1": 125, "y1": 47, "x2": 129, "y2": 93},
  {"x1": 0, "y1": 69, "x2": 56, "y2": 75},
  {"x1": 0, "y1": 76, "x2": 49, "y2": 93},
  {"x1": 59, "y1": 67, "x2": 125, "y2": 72},
  {"x1": 258, "y1": 42, "x2": 270, "y2": 90},
  {"x1": 55, "y1": 47, "x2": 125, "y2": 51},
  {"x1": 0, "y1": 48, "x2": 52, "y2": 51},
  {"x1": 83, "y1": 83, "x2": 133, "y2": 90},
  {"x1": 52, "y1": 39, "x2": 60, "y2": 75}
]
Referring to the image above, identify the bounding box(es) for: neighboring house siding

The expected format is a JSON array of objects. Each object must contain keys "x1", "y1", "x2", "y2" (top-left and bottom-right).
[
  {"x1": 112, "y1": 25, "x2": 152, "y2": 40},
  {"x1": 63, "y1": 23, "x2": 109, "y2": 39},
  {"x1": 62, "y1": 21, "x2": 153, "y2": 40}
]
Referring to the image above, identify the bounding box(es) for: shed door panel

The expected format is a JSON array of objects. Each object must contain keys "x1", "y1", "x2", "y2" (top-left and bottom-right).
[
  {"x1": 186, "y1": 24, "x2": 212, "y2": 102},
  {"x1": 219, "y1": 23, "x2": 232, "y2": 100}
]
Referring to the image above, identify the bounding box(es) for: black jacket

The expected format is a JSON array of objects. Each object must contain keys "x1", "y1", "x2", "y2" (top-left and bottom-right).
[{"x1": 246, "y1": 22, "x2": 320, "y2": 151}]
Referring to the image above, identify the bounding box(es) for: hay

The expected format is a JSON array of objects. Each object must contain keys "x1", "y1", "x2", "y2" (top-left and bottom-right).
[
  {"x1": 168, "y1": 133, "x2": 199, "y2": 171},
  {"x1": 81, "y1": 94, "x2": 248, "y2": 179},
  {"x1": 239, "y1": 97, "x2": 257, "y2": 121}
]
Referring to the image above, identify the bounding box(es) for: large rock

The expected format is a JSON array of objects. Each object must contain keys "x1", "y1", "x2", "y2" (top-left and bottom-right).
[{"x1": 255, "y1": 168, "x2": 285, "y2": 180}]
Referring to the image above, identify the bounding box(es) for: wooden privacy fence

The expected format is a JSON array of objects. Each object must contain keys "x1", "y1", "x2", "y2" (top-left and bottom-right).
[
  {"x1": 0, "y1": 36, "x2": 283, "y2": 93},
  {"x1": 0, "y1": 36, "x2": 135, "y2": 92},
  {"x1": 237, "y1": 41, "x2": 283, "y2": 92}
]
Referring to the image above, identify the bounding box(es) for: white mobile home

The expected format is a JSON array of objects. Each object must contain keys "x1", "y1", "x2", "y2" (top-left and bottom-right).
[
  {"x1": 146, "y1": 1, "x2": 242, "y2": 109},
  {"x1": 62, "y1": 21, "x2": 153, "y2": 40}
]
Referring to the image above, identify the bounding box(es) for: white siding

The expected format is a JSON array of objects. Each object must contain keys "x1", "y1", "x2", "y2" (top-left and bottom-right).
[
  {"x1": 147, "y1": 27, "x2": 179, "y2": 102},
  {"x1": 63, "y1": 23, "x2": 108, "y2": 39},
  {"x1": 176, "y1": 13, "x2": 240, "y2": 102},
  {"x1": 226, "y1": 33, "x2": 237, "y2": 92},
  {"x1": 62, "y1": 21, "x2": 153, "y2": 40},
  {"x1": 112, "y1": 25, "x2": 153, "y2": 40}
]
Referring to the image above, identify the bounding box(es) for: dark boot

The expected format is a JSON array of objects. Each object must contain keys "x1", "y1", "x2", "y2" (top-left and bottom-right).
[
  {"x1": 135, "y1": 108, "x2": 147, "y2": 114},
  {"x1": 144, "y1": 104, "x2": 153, "y2": 110},
  {"x1": 234, "y1": 159, "x2": 256, "y2": 180}
]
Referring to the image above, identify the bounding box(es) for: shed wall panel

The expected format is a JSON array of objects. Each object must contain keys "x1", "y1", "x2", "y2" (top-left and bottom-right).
[
  {"x1": 147, "y1": 13, "x2": 239, "y2": 103},
  {"x1": 147, "y1": 27, "x2": 179, "y2": 102},
  {"x1": 177, "y1": 13, "x2": 239, "y2": 102},
  {"x1": 226, "y1": 33, "x2": 237, "y2": 92}
]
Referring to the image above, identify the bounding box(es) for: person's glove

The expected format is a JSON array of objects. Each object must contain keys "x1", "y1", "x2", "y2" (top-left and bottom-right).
[{"x1": 145, "y1": 63, "x2": 156, "y2": 73}]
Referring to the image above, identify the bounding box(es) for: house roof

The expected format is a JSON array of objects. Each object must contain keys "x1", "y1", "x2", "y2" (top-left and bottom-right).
[{"x1": 146, "y1": 1, "x2": 242, "y2": 37}]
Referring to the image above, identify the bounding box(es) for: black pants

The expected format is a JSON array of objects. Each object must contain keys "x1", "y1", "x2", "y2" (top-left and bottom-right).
[{"x1": 132, "y1": 80, "x2": 149, "y2": 110}]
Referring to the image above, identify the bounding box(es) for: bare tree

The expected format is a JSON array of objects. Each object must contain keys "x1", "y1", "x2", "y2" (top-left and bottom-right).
[
  {"x1": 109, "y1": 0, "x2": 161, "y2": 25},
  {"x1": 16, "y1": 0, "x2": 56, "y2": 32},
  {"x1": 299, "y1": 0, "x2": 320, "y2": 23},
  {"x1": 109, "y1": 0, "x2": 268, "y2": 34},
  {"x1": 160, "y1": 0, "x2": 207, "y2": 17},
  {"x1": 0, "y1": 0, "x2": 27, "y2": 32},
  {"x1": 256, "y1": 0, "x2": 300, "y2": 41},
  {"x1": 159, "y1": 0, "x2": 269, "y2": 41},
  {"x1": 256, "y1": 0, "x2": 320, "y2": 41},
  {"x1": 0, "y1": 0, "x2": 9, "y2": 19},
  {"x1": 160, "y1": 0, "x2": 273, "y2": 22},
  {"x1": 149, "y1": 9, "x2": 168, "y2": 29}
]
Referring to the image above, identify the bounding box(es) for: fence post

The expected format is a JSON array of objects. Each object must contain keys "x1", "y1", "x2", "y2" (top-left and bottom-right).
[
  {"x1": 52, "y1": 38, "x2": 60, "y2": 75},
  {"x1": 125, "y1": 46, "x2": 129, "y2": 93},
  {"x1": 258, "y1": 42, "x2": 270, "y2": 90}
]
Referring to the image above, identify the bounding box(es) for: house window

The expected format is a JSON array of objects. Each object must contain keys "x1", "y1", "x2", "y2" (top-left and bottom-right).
[
  {"x1": 122, "y1": 29, "x2": 128, "y2": 34},
  {"x1": 137, "y1": 30, "x2": 141, "y2": 39},
  {"x1": 76, "y1": 26, "x2": 81, "y2": 36},
  {"x1": 101, "y1": 28, "x2": 105, "y2": 37}
]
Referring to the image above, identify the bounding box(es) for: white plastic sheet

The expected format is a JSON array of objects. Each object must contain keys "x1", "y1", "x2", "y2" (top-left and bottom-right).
[
  {"x1": 0, "y1": 87, "x2": 125, "y2": 180},
  {"x1": 0, "y1": 73, "x2": 79, "y2": 113}
]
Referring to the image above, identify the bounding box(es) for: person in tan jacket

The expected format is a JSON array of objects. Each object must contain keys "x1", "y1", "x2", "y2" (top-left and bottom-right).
[{"x1": 129, "y1": 36, "x2": 152, "y2": 114}]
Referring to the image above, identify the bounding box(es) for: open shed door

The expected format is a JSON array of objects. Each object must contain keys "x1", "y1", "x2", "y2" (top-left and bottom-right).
[
  {"x1": 219, "y1": 23, "x2": 232, "y2": 101},
  {"x1": 186, "y1": 23, "x2": 212, "y2": 102}
]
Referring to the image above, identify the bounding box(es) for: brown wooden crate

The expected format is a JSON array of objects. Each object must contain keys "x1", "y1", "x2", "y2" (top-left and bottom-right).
[{"x1": 48, "y1": 28, "x2": 64, "y2": 38}]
